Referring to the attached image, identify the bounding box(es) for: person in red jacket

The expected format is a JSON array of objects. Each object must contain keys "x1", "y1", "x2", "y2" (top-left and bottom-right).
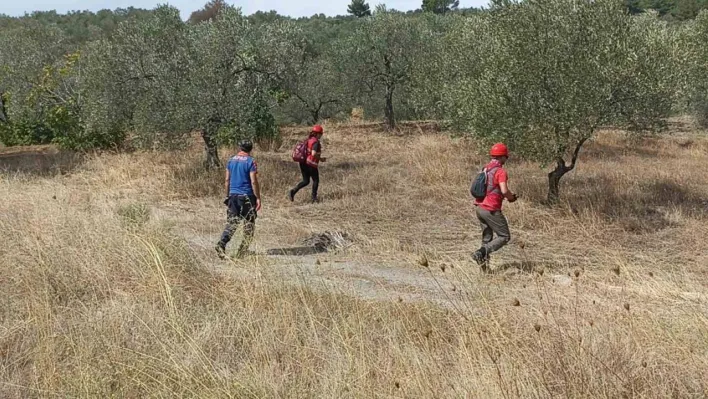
[
  {"x1": 472, "y1": 143, "x2": 518, "y2": 272},
  {"x1": 289, "y1": 125, "x2": 327, "y2": 203}
]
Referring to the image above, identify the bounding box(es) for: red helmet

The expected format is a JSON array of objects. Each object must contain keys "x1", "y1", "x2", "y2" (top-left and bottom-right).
[
  {"x1": 489, "y1": 143, "x2": 509, "y2": 157},
  {"x1": 312, "y1": 125, "x2": 324, "y2": 134}
]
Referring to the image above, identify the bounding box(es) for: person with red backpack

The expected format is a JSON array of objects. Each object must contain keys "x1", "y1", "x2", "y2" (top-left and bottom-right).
[
  {"x1": 289, "y1": 125, "x2": 326, "y2": 203},
  {"x1": 471, "y1": 143, "x2": 518, "y2": 272}
]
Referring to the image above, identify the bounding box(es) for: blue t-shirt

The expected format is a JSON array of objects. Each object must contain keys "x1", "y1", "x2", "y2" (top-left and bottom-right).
[{"x1": 227, "y1": 152, "x2": 257, "y2": 195}]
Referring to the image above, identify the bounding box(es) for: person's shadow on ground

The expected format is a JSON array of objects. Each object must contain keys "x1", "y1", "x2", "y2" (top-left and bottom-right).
[
  {"x1": 491, "y1": 260, "x2": 565, "y2": 274},
  {"x1": 266, "y1": 247, "x2": 328, "y2": 256}
]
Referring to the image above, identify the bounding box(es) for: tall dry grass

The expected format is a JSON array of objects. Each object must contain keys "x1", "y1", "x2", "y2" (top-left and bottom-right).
[{"x1": 1, "y1": 122, "x2": 707, "y2": 397}]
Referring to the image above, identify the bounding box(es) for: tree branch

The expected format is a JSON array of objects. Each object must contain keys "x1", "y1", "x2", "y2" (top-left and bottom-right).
[
  {"x1": 567, "y1": 136, "x2": 588, "y2": 172},
  {"x1": 293, "y1": 92, "x2": 312, "y2": 109},
  {"x1": 555, "y1": 157, "x2": 566, "y2": 173},
  {"x1": 41, "y1": 87, "x2": 70, "y2": 107}
]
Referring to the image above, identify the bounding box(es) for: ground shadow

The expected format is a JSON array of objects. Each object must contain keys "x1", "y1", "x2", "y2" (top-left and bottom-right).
[
  {"x1": 492, "y1": 260, "x2": 565, "y2": 274},
  {"x1": 561, "y1": 176, "x2": 706, "y2": 233},
  {"x1": 266, "y1": 246, "x2": 328, "y2": 256},
  {"x1": 0, "y1": 147, "x2": 84, "y2": 176},
  {"x1": 328, "y1": 161, "x2": 364, "y2": 172},
  {"x1": 665, "y1": 117, "x2": 698, "y2": 135},
  {"x1": 581, "y1": 142, "x2": 661, "y2": 160}
]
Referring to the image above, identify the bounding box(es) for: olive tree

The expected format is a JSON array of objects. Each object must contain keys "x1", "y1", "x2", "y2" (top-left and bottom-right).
[
  {"x1": 181, "y1": 8, "x2": 305, "y2": 167},
  {"x1": 0, "y1": 21, "x2": 73, "y2": 145},
  {"x1": 684, "y1": 10, "x2": 708, "y2": 127},
  {"x1": 80, "y1": 6, "x2": 190, "y2": 150},
  {"x1": 280, "y1": 48, "x2": 347, "y2": 124},
  {"x1": 84, "y1": 5, "x2": 303, "y2": 166},
  {"x1": 340, "y1": 11, "x2": 431, "y2": 129},
  {"x1": 409, "y1": 13, "x2": 466, "y2": 121},
  {"x1": 448, "y1": 0, "x2": 678, "y2": 203}
]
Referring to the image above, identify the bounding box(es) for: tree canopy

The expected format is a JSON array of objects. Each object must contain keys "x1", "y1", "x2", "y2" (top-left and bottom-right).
[
  {"x1": 422, "y1": 0, "x2": 461, "y2": 14},
  {"x1": 442, "y1": 0, "x2": 679, "y2": 202},
  {"x1": 348, "y1": 0, "x2": 373, "y2": 17},
  {"x1": 0, "y1": 0, "x2": 705, "y2": 204}
]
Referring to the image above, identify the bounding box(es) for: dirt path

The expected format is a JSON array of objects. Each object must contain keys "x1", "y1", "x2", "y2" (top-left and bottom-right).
[
  {"x1": 182, "y1": 226, "x2": 467, "y2": 306},
  {"x1": 154, "y1": 202, "x2": 603, "y2": 312}
]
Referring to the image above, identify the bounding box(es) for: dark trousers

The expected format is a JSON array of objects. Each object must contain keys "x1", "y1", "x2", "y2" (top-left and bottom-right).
[
  {"x1": 219, "y1": 194, "x2": 257, "y2": 255},
  {"x1": 292, "y1": 163, "x2": 319, "y2": 200},
  {"x1": 476, "y1": 207, "x2": 511, "y2": 254}
]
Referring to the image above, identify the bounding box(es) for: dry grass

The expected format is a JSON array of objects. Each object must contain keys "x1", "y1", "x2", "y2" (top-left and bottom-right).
[{"x1": 1, "y1": 122, "x2": 707, "y2": 398}]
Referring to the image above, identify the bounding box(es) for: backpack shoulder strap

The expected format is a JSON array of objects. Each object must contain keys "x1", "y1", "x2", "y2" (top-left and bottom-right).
[{"x1": 486, "y1": 166, "x2": 502, "y2": 193}]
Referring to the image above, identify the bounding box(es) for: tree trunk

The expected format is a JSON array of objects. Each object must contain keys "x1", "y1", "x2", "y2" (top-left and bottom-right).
[
  {"x1": 384, "y1": 86, "x2": 395, "y2": 130},
  {"x1": 201, "y1": 128, "x2": 220, "y2": 170},
  {"x1": 546, "y1": 138, "x2": 588, "y2": 205},
  {"x1": 0, "y1": 92, "x2": 7, "y2": 123},
  {"x1": 310, "y1": 104, "x2": 321, "y2": 125},
  {"x1": 547, "y1": 160, "x2": 568, "y2": 205}
]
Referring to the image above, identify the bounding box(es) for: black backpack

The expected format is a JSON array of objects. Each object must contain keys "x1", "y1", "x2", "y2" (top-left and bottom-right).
[{"x1": 470, "y1": 166, "x2": 499, "y2": 200}]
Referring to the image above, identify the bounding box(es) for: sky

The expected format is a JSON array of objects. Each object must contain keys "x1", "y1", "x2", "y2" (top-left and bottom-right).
[{"x1": 1, "y1": 0, "x2": 489, "y2": 20}]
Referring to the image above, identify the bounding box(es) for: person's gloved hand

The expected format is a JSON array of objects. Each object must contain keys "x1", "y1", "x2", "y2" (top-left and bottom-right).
[
  {"x1": 508, "y1": 193, "x2": 519, "y2": 203},
  {"x1": 223, "y1": 197, "x2": 229, "y2": 206}
]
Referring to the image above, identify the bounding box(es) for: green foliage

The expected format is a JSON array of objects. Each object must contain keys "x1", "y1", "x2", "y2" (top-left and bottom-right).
[
  {"x1": 685, "y1": 11, "x2": 708, "y2": 126},
  {"x1": 249, "y1": 11, "x2": 288, "y2": 25},
  {"x1": 0, "y1": 8, "x2": 155, "y2": 44},
  {"x1": 188, "y1": 0, "x2": 227, "y2": 24},
  {"x1": 185, "y1": 7, "x2": 305, "y2": 165},
  {"x1": 78, "y1": 6, "x2": 188, "y2": 151},
  {"x1": 408, "y1": 13, "x2": 465, "y2": 120},
  {"x1": 279, "y1": 38, "x2": 348, "y2": 124},
  {"x1": 445, "y1": 0, "x2": 678, "y2": 201},
  {"x1": 0, "y1": 0, "x2": 702, "y2": 174},
  {"x1": 339, "y1": 11, "x2": 432, "y2": 129},
  {"x1": 641, "y1": 0, "x2": 675, "y2": 16},
  {"x1": 422, "y1": 0, "x2": 461, "y2": 14},
  {"x1": 624, "y1": 0, "x2": 708, "y2": 19},
  {"x1": 0, "y1": 23, "x2": 87, "y2": 148},
  {"x1": 348, "y1": 0, "x2": 373, "y2": 17},
  {"x1": 0, "y1": 113, "x2": 55, "y2": 146},
  {"x1": 216, "y1": 91, "x2": 279, "y2": 145}
]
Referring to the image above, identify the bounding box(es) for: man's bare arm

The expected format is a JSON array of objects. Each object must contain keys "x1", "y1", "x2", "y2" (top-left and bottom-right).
[
  {"x1": 250, "y1": 171, "x2": 262, "y2": 210},
  {"x1": 499, "y1": 182, "x2": 517, "y2": 202},
  {"x1": 250, "y1": 172, "x2": 261, "y2": 199}
]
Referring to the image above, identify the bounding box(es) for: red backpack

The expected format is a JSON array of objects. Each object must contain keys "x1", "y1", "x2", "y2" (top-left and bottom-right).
[{"x1": 292, "y1": 140, "x2": 308, "y2": 163}]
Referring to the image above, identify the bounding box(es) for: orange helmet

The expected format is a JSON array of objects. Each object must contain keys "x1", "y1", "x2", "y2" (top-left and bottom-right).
[
  {"x1": 490, "y1": 143, "x2": 508, "y2": 157},
  {"x1": 312, "y1": 125, "x2": 324, "y2": 134}
]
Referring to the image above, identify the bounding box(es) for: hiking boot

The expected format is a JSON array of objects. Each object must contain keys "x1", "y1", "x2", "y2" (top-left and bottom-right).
[
  {"x1": 311, "y1": 197, "x2": 320, "y2": 204},
  {"x1": 215, "y1": 243, "x2": 227, "y2": 259},
  {"x1": 472, "y1": 247, "x2": 489, "y2": 271},
  {"x1": 288, "y1": 190, "x2": 295, "y2": 202},
  {"x1": 481, "y1": 255, "x2": 490, "y2": 273}
]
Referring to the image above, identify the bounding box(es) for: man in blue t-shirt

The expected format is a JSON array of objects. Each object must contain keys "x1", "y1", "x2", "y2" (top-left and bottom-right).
[{"x1": 216, "y1": 139, "x2": 262, "y2": 259}]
